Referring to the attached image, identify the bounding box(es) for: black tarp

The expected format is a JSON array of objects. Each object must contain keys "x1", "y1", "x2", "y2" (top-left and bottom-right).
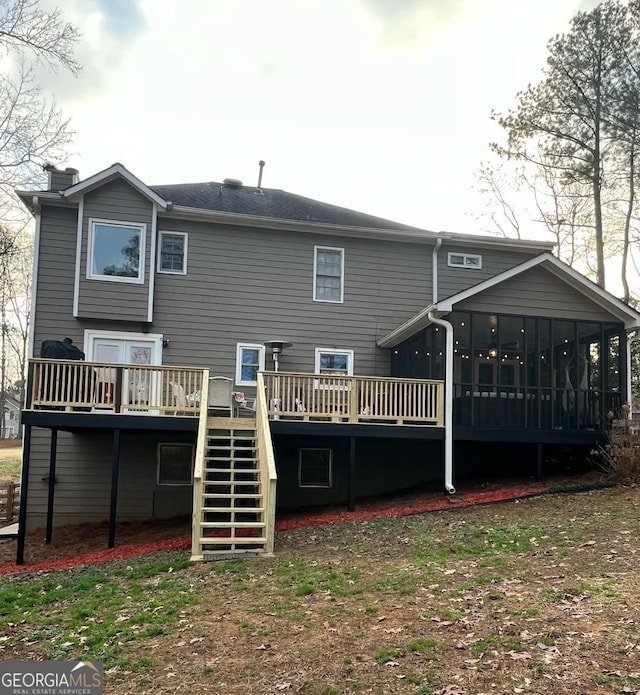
[{"x1": 41, "y1": 337, "x2": 85, "y2": 360}]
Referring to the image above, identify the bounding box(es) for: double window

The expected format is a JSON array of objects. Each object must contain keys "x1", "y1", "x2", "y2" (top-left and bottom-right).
[
  {"x1": 448, "y1": 252, "x2": 482, "y2": 269},
  {"x1": 314, "y1": 246, "x2": 344, "y2": 302},
  {"x1": 236, "y1": 343, "x2": 266, "y2": 386},
  {"x1": 88, "y1": 219, "x2": 145, "y2": 283},
  {"x1": 158, "y1": 231, "x2": 188, "y2": 274}
]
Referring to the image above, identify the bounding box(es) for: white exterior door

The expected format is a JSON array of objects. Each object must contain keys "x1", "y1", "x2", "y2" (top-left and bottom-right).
[{"x1": 85, "y1": 330, "x2": 163, "y2": 410}]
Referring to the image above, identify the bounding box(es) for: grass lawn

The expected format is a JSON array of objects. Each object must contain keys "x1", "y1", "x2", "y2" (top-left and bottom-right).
[
  {"x1": 0, "y1": 441, "x2": 21, "y2": 482},
  {"x1": 1, "y1": 486, "x2": 640, "y2": 694}
]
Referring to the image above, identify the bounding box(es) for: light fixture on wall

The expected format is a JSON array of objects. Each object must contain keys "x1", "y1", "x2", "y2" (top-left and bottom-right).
[
  {"x1": 162, "y1": 338, "x2": 170, "y2": 348},
  {"x1": 263, "y1": 340, "x2": 293, "y2": 372}
]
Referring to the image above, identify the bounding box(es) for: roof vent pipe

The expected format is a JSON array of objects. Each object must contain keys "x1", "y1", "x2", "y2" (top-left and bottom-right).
[{"x1": 257, "y1": 160, "x2": 265, "y2": 188}]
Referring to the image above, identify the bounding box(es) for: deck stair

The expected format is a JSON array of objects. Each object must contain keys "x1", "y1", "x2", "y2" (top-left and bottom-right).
[{"x1": 192, "y1": 416, "x2": 270, "y2": 560}]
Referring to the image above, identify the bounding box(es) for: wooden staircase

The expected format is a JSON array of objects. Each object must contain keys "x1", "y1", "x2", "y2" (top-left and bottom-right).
[{"x1": 191, "y1": 417, "x2": 274, "y2": 560}]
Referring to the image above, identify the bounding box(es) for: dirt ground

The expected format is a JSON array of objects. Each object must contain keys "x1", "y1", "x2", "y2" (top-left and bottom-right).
[
  {"x1": 0, "y1": 472, "x2": 605, "y2": 568},
  {"x1": 3, "y1": 485, "x2": 639, "y2": 695}
]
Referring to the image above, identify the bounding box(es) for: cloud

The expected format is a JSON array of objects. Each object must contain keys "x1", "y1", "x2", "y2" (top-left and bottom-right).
[
  {"x1": 357, "y1": 0, "x2": 486, "y2": 43},
  {"x1": 42, "y1": 0, "x2": 147, "y2": 100},
  {"x1": 83, "y1": 0, "x2": 145, "y2": 39}
]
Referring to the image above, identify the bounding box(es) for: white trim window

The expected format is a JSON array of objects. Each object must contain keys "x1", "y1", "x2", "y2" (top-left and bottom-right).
[
  {"x1": 157, "y1": 443, "x2": 194, "y2": 486},
  {"x1": 299, "y1": 448, "x2": 333, "y2": 488},
  {"x1": 88, "y1": 218, "x2": 146, "y2": 283},
  {"x1": 315, "y1": 347, "x2": 354, "y2": 376},
  {"x1": 236, "y1": 342, "x2": 266, "y2": 386},
  {"x1": 448, "y1": 252, "x2": 482, "y2": 269},
  {"x1": 314, "y1": 246, "x2": 344, "y2": 302},
  {"x1": 158, "y1": 231, "x2": 188, "y2": 274}
]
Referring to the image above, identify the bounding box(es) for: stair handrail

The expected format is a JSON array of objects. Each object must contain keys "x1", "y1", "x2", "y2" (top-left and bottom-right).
[
  {"x1": 190, "y1": 368, "x2": 210, "y2": 560},
  {"x1": 256, "y1": 372, "x2": 278, "y2": 554}
]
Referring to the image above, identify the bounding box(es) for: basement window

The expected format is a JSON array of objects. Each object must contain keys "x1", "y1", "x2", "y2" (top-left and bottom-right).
[
  {"x1": 157, "y1": 443, "x2": 194, "y2": 485},
  {"x1": 448, "y1": 252, "x2": 482, "y2": 269},
  {"x1": 299, "y1": 449, "x2": 333, "y2": 488}
]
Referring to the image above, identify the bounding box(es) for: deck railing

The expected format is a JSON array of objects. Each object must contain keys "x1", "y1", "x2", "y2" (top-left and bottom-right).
[
  {"x1": 25, "y1": 360, "x2": 445, "y2": 427},
  {"x1": 27, "y1": 358, "x2": 207, "y2": 416},
  {"x1": 262, "y1": 372, "x2": 444, "y2": 426}
]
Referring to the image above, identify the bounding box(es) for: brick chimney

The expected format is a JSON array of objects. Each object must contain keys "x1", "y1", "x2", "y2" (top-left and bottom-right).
[{"x1": 43, "y1": 164, "x2": 80, "y2": 191}]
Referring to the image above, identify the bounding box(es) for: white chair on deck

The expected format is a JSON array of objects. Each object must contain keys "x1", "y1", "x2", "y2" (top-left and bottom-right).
[
  {"x1": 170, "y1": 382, "x2": 188, "y2": 415},
  {"x1": 208, "y1": 376, "x2": 234, "y2": 416}
]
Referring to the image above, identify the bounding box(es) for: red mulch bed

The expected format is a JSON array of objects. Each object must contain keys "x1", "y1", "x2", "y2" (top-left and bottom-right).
[{"x1": 0, "y1": 476, "x2": 600, "y2": 575}]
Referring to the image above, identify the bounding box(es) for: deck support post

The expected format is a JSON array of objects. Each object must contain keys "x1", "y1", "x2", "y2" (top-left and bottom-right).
[
  {"x1": 347, "y1": 437, "x2": 356, "y2": 512},
  {"x1": 535, "y1": 443, "x2": 543, "y2": 482},
  {"x1": 45, "y1": 428, "x2": 58, "y2": 544},
  {"x1": 15, "y1": 424, "x2": 32, "y2": 565},
  {"x1": 108, "y1": 429, "x2": 121, "y2": 549}
]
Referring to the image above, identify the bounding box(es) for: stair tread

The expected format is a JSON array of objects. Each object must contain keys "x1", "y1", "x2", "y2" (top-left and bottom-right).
[
  {"x1": 199, "y1": 537, "x2": 267, "y2": 544},
  {"x1": 202, "y1": 507, "x2": 265, "y2": 512},
  {"x1": 202, "y1": 493, "x2": 262, "y2": 498},
  {"x1": 199, "y1": 521, "x2": 266, "y2": 528}
]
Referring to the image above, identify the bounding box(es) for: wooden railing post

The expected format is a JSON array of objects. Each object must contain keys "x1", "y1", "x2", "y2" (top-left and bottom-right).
[
  {"x1": 349, "y1": 376, "x2": 358, "y2": 423},
  {"x1": 114, "y1": 367, "x2": 123, "y2": 413}
]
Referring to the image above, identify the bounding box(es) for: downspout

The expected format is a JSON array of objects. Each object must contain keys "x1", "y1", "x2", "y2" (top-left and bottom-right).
[
  {"x1": 432, "y1": 237, "x2": 442, "y2": 304},
  {"x1": 429, "y1": 311, "x2": 455, "y2": 494},
  {"x1": 429, "y1": 235, "x2": 455, "y2": 494}
]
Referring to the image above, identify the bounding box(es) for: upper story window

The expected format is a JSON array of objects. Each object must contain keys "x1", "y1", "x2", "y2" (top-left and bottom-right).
[
  {"x1": 88, "y1": 219, "x2": 145, "y2": 283},
  {"x1": 236, "y1": 342, "x2": 266, "y2": 386},
  {"x1": 448, "y1": 252, "x2": 482, "y2": 269},
  {"x1": 315, "y1": 347, "x2": 354, "y2": 376},
  {"x1": 158, "y1": 231, "x2": 188, "y2": 274},
  {"x1": 314, "y1": 246, "x2": 344, "y2": 302}
]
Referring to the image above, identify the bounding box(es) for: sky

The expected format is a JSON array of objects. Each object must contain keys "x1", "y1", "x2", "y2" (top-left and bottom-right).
[{"x1": 46, "y1": 0, "x2": 601, "y2": 239}]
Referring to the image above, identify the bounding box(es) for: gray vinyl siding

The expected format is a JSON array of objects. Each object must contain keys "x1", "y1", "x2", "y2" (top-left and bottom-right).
[
  {"x1": 438, "y1": 245, "x2": 538, "y2": 300},
  {"x1": 153, "y1": 218, "x2": 433, "y2": 379},
  {"x1": 25, "y1": 431, "x2": 194, "y2": 530},
  {"x1": 76, "y1": 179, "x2": 153, "y2": 322},
  {"x1": 455, "y1": 265, "x2": 617, "y2": 321},
  {"x1": 33, "y1": 205, "x2": 81, "y2": 350}
]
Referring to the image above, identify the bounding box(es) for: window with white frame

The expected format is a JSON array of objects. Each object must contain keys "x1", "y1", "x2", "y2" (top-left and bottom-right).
[
  {"x1": 88, "y1": 219, "x2": 146, "y2": 283},
  {"x1": 314, "y1": 246, "x2": 344, "y2": 302},
  {"x1": 236, "y1": 343, "x2": 266, "y2": 386},
  {"x1": 315, "y1": 348, "x2": 354, "y2": 376},
  {"x1": 447, "y1": 252, "x2": 482, "y2": 269},
  {"x1": 299, "y1": 448, "x2": 333, "y2": 488},
  {"x1": 157, "y1": 443, "x2": 194, "y2": 485},
  {"x1": 158, "y1": 231, "x2": 187, "y2": 274}
]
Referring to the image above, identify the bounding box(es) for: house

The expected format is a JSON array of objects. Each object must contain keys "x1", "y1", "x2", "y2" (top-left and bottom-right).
[
  {"x1": 13, "y1": 162, "x2": 640, "y2": 564},
  {"x1": 1, "y1": 394, "x2": 20, "y2": 438}
]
